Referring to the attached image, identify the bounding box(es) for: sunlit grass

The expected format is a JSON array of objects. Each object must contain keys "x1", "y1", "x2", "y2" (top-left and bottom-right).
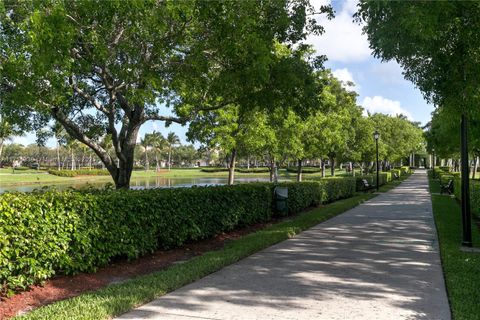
[{"x1": 428, "y1": 177, "x2": 480, "y2": 320}]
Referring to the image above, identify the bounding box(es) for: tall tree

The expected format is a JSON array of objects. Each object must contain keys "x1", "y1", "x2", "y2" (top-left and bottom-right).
[
  {"x1": 165, "y1": 132, "x2": 180, "y2": 171},
  {"x1": 1, "y1": 0, "x2": 330, "y2": 188}
]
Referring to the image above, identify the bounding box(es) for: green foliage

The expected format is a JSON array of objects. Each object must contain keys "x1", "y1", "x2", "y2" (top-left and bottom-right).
[
  {"x1": 286, "y1": 167, "x2": 321, "y2": 174},
  {"x1": 48, "y1": 169, "x2": 109, "y2": 177},
  {"x1": 278, "y1": 177, "x2": 356, "y2": 214},
  {"x1": 0, "y1": 184, "x2": 273, "y2": 294},
  {"x1": 355, "y1": 172, "x2": 391, "y2": 190},
  {"x1": 200, "y1": 167, "x2": 270, "y2": 173},
  {"x1": 15, "y1": 194, "x2": 372, "y2": 320},
  {"x1": 429, "y1": 178, "x2": 480, "y2": 320}
]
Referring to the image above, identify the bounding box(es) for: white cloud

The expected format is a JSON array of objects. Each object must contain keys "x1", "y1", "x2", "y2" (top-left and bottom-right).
[
  {"x1": 332, "y1": 68, "x2": 359, "y2": 91},
  {"x1": 307, "y1": 0, "x2": 371, "y2": 63},
  {"x1": 370, "y1": 61, "x2": 406, "y2": 85},
  {"x1": 361, "y1": 96, "x2": 413, "y2": 120}
]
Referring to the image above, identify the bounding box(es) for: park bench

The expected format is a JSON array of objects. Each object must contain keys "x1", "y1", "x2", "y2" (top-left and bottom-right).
[
  {"x1": 440, "y1": 179, "x2": 454, "y2": 195},
  {"x1": 361, "y1": 179, "x2": 375, "y2": 192},
  {"x1": 393, "y1": 172, "x2": 400, "y2": 180}
]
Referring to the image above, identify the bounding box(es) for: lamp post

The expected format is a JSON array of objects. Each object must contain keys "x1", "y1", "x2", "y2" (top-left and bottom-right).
[
  {"x1": 374, "y1": 130, "x2": 380, "y2": 191},
  {"x1": 432, "y1": 148, "x2": 435, "y2": 179}
]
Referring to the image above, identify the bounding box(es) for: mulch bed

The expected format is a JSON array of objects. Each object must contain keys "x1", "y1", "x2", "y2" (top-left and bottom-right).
[{"x1": 0, "y1": 222, "x2": 274, "y2": 319}]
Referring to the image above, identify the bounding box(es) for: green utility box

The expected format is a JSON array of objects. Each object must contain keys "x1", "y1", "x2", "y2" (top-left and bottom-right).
[{"x1": 274, "y1": 186, "x2": 288, "y2": 216}]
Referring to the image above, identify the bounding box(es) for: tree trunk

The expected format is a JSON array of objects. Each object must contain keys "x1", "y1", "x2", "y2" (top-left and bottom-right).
[
  {"x1": 228, "y1": 148, "x2": 237, "y2": 185},
  {"x1": 155, "y1": 152, "x2": 160, "y2": 172},
  {"x1": 472, "y1": 156, "x2": 478, "y2": 179},
  {"x1": 56, "y1": 140, "x2": 61, "y2": 170},
  {"x1": 145, "y1": 148, "x2": 149, "y2": 171},
  {"x1": 330, "y1": 157, "x2": 335, "y2": 176},
  {"x1": 71, "y1": 149, "x2": 75, "y2": 170},
  {"x1": 168, "y1": 149, "x2": 171, "y2": 171},
  {"x1": 269, "y1": 157, "x2": 275, "y2": 182},
  {"x1": 0, "y1": 138, "x2": 4, "y2": 165},
  {"x1": 321, "y1": 159, "x2": 326, "y2": 178},
  {"x1": 297, "y1": 159, "x2": 303, "y2": 182}
]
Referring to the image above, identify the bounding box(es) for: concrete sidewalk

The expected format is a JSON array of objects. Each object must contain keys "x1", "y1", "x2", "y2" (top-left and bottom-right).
[{"x1": 117, "y1": 171, "x2": 450, "y2": 320}]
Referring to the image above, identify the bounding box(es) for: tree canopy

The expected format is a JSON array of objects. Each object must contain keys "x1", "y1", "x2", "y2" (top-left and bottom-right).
[{"x1": 0, "y1": 0, "x2": 331, "y2": 188}]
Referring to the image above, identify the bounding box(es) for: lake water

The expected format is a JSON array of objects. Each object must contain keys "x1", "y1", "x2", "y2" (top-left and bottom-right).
[{"x1": 0, "y1": 176, "x2": 283, "y2": 193}]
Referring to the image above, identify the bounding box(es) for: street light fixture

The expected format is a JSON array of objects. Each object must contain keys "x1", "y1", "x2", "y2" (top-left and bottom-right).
[
  {"x1": 373, "y1": 130, "x2": 380, "y2": 191},
  {"x1": 432, "y1": 148, "x2": 435, "y2": 178}
]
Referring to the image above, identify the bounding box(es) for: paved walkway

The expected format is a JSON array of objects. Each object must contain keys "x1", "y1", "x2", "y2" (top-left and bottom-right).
[{"x1": 117, "y1": 171, "x2": 450, "y2": 320}]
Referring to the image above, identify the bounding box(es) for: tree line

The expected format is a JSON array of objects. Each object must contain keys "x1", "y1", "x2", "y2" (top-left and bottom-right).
[{"x1": 0, "y1": 0, "x2": 424, "y2": 188}]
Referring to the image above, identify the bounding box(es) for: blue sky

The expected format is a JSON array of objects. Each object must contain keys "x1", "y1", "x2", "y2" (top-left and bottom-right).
[{"x1": 13, "y1": 0, "x2": 433, "y2": 147}]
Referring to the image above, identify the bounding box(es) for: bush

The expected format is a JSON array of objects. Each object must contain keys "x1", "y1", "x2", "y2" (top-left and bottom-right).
[
  {"x1": 0, "y1": 184, "x2": 273, "y2": 294},
  {"x1": 236, "y1": 167, "x2": 270, "y2": 173},
  {"x1": 395, "y1": 166, "x2": 412, "y2": 175},
  {"x1": 277, "y1": 177, "x2": 356, "y2": 214},
  {"x1": 439, "y1": 166, "x2": 450, "y2": 172},
  {"x1": 200, "y1": 167, "x2": 229, "y2": 173},
  {"x1": 0, "y1": 176, "x2": 360, "y2": 294},
  {"x1": 355, "y1": 172, "x2": 390, "y2": 190},
  {"x1": 286, "y1": 166, "x2": 321, "y2": 174},
  {"x1": 200, "y1": 167, "x2": 270, "y2": 173},
  {"x1": 48, "y1": 169, "x2": 110, "y2": 177}
]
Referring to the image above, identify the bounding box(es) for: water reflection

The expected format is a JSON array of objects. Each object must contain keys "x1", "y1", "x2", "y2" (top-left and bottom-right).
[{"x1": 0, "y1": 176, "x2": 284, "y2": 193}]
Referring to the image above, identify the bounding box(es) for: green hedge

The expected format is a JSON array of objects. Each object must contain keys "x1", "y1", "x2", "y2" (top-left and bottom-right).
[
  {"x1": 355, "y1": 172, "x2": 391, "y2": 190},
  {"x1": 277, "y1": 177, "x2": 356, "y2": 214},
  {"x1": 48, "y1": 169, "x2": 110, "y2": 177},
  {"x1": 453, "y1": 177, "x2": 480, "y2": 217},
  {"x1": 200, "y1": 167, "x2": 269, "y2": 173},
  {"x1": 0, "y1": 176, "x2": 360, "y2": 294},
  {"x1": 237, "y1": 167, "x2": 270, "y2": 173},
  {"x1": 286, "y1": 167, "x2": 321, "y2": 174},
  {"x1": 0, "y1": 184, "x2": 274, "y2": 294}
]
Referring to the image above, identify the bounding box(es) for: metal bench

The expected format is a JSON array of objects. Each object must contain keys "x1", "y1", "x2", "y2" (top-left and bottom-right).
[
  {"x1": 440, "y1": 179, "x2": 453, "y2": 195},
  {"x1": 361, "y1": 179, "x2": 375, "y2": 192}
]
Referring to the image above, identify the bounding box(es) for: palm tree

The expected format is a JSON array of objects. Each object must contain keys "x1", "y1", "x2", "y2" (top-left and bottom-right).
[
  {"x1": 166, "y1": 132, "x2": 180, "y2": 171},
  {"x1": 150, "y1": 131, "x2": 167, "y2": 171},
  {"x1": 140, "y1": 134, "x2": 154, "y2": 171}
]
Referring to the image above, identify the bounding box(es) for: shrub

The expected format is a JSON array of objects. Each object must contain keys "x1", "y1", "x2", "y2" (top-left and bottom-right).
[
  {"x1": 200, "y1": 167, "x2": 270, "y2": 173},
  {"x1": 0, "y1": 184, "x2": 273, "y2": 294},
  {"x1": 438, "y1": 166, "x2": 450, "y2": 172},
  {"x1": 236, "y1": 167, "x2": 270, "y2": 173},
  {"x1": 200, "y1": 167, "x2": 229, "y2": 173},
  {"x1": 48, "y1": 169, "x2": 110, "y2": 177},
  {"x1": 355, "y1": 172, "x2": 391, "y2": 190},
  {"x1": 0, "y1": 176, "x2": 361, "y2": 294},
  {"x1": 286, "y1": 166, "x2": 321, "y2": 174},
  {"x1": 277, "y1": 177, "x2": 356, "y2": 214}
]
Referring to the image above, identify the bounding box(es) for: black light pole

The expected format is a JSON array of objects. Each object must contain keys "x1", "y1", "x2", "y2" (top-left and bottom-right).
[
  {"x1": 460, "y1": 114, "x2": 472, "y2": 247},
  {"x1": 374, "y1": 130, "x2": 380, "y2": 191},
  {"x1": 432, "y1": 148, "x2": 435, "y2": 179}
]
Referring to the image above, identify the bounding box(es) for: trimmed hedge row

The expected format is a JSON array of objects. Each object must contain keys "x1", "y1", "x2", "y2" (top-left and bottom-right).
[
  {"x1": 48, "y1": 169, "x2": 110, "y2": 177},
  {"x1": 200, "y1": 167, "x2": 270, "y2": 173},
  {"x1": 0, "y1": 177, "x2": 356, "y2": 295},
  {"x1": 355, "y1": 172, "x2": 392, "y2": 190},
  {"x1": 286, "y1": 167, "x2": 322, "y2": 174}
]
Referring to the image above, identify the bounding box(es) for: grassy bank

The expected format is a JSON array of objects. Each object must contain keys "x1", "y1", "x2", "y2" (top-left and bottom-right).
[
  {"x1": 17, "y1": 192, "x2": 376, "y2": 320},
  {"x1": 0, "y1": 168, "x2": 359, "y2": 189},
  {"x1": 428, "y1": 177, "x2": 480, "y2": 320}
]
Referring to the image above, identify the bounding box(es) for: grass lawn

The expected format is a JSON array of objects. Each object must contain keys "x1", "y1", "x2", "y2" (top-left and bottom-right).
[
  {"x1": 428, "y1": 177, "x2": 480, "y2": 320},
  {"x1": 16, "y1": 192, "x2": 377, "y2": 320},
  {"x1": 0, "y1": 167, "x2": 359, "y2": 188}
]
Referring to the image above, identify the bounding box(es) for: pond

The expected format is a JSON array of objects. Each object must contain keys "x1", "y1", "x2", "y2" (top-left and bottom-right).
[{"x1": 0, "y1": 176, "x2": 286, "y2": 193}]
